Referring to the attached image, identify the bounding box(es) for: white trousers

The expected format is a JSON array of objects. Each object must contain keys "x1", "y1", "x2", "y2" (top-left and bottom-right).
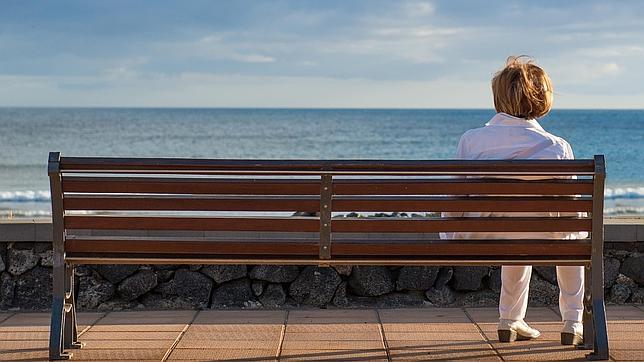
[{"x1": 499, "y1": 265, "x2": 584, "y2": 322}]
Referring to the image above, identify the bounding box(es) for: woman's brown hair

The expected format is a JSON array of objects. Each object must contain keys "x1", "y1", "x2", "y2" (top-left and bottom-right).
[{"x1": 492, "y1": 56, "x2": 553, "y2": 119}]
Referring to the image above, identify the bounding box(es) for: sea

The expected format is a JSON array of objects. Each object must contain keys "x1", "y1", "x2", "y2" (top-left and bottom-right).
[{"x1": 1, "y1": 108, "x2": 642, "y2": 218}]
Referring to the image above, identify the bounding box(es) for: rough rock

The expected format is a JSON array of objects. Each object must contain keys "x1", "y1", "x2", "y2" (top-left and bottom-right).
[
  {"x1": 0, "y1": 273, "x2": 15, "y2": 308},
  {"x1": 153, "y1": 265, "x2": 181, "y2": 271},
  {"x1": 252, "y1": 280, "x2": 266, "y2": 296},
  {"x1": 333, "y1": 265, "x2": 352, "y2": 276},
  {"x1": 117, "y1": 269, "x2": 158, "y2": 301},
  {"x1": 332, "y1": 282, "x2": 349, "y2": 307},
  {"x1": 434, "y1": 267, "x2": 453, "y2": 288},
  {"x1": 451, "y1": 267, "x2": 489, "y2": 291},
  {"x1": 7, "y1": 248, "x2": 39, "y2": 276},
  {"x1": 97, "y1": 298, "x2": 139, "y2": 312},
  {"x1": 396, "y1": 266, "x2": 439, "y2": 291},
  {"x1": 528, "y1": 273, "x2": 559, "y2": 306},
  {"x1": 211, "y1": 278, "x2": 256, "y2": 308},
  {"x1": 376, "y1": 291, "x2": 427, "y2": 308},
  {"x1": 77, "y1": 275, "x2": 115, "y2": 310},
  {"x1": 604, "y1": 257, "x2": 621, "y2": 289},
  {"x1": 630, "y1": 288, "x2": 644, "y2": 304},
  {"x1": 94, "y1": 265, "x2": 139, "y2": 284},
  {"x1": 534, "y1": 266, "x2": 557, "y2": 285},
  {"x1": 249, "y1": 265, "x2": 299, "y2": 283},
  {"x1": 621, "y1": 254, "x2": 644, "y2": 285},
  {"x1": 202, "y1": 265, "x2": 247, "y2": 284},
  {"x1": 14, "y1": 267, "x2": 51, "y2": 310},
  {"x1": 425, "y1": 286, "x2": 456, "y2": 306},
  {"x1": 140, "y1": 294, "x2": 196, "y2": 309},
  {"x1": 259, "y1": 283, "x2": 287, "y2": 308},
  {"x1": 171, "y1": 269, "x2": 213, "y2": 308},
  {"x1": 609, "y1": 274, "x2": 636, "y2": 304},
  {"x1": 289, "y1": 266, "x2": 341, "y2": 307},
  {"x1": 348, "y1": 266, "x2": 394, "y2": 297},
  {"x1": 189, "y1": 264, "x2": 202, "y2": 272},
  {"x1": 39, "y1": 250, "x2": 54, "y2": 267},
  {"x1": 156, "y1": 270, "x2": 174, "y2": 283},
  {"x1": 456, "y1": 291, "x2": 499, "y2": 307},
  {"x1": 0, "y1": 254, "x2": 5, "y2": 273}
]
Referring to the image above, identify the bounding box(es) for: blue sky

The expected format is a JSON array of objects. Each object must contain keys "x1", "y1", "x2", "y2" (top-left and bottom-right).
[{"x1": 1, "y1": 1, "x2": 643, "y2": 108}]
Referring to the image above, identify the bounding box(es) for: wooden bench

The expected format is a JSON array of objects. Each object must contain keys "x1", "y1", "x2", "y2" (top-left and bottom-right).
[{"x1": 47, "y1": 152, "x2": 609, "y2": 360}]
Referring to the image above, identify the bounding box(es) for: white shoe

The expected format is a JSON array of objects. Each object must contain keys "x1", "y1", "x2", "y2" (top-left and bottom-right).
[
  {"x1": 561, "y1": 320, "x2": 583, "y2": 345},
  {"x1": 498, "y1": 319, "x2": 541, "y2": 342}
]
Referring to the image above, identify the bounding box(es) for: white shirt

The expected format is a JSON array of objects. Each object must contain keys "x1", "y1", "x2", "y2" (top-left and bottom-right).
[{"x1": 440, "y1": 112, "x2": 587, "y2": 240}]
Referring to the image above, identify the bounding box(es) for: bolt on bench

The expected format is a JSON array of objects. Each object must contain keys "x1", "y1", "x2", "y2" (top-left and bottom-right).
[{"x1": 47, "y1": 152, "x2": 609, "y2": 360}]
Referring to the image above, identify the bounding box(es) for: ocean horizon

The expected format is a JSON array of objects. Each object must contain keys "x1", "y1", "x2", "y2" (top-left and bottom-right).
[{"x1": 2, "y1": 107, "x2": 643, "y2": 218}]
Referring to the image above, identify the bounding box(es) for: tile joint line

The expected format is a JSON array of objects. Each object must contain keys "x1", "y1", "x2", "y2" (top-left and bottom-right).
[
  {"x1": 78, "y1": 311, "x2": 108, "y2": 338},
  {"x1": 0, "y1": 312, "x2": 18, "y2": 325},
  {"x1": 161, "y1": 309, "x2": 201, "y2": 362},
  {"x1": 462, "y1": 308, "x2": 505, "y2": 362},
  {"x1": 375, "y1": 308, "x2": 392, "y2": 362},
  {"x1": 276, "y1": 309, "x2": 289, "y2": 359}
]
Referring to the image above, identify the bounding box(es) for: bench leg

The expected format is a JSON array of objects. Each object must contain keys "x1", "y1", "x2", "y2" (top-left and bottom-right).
[
  {"x1": 586, "y1": 256, "x2": 609, "y2": 360},
  {"x1": 64, "y1": 265, "x2": 82, "y2": 350},
  {"x1": 49, "y1": 263, "x2": 71, "y2": 360},
  {"x1": 579, "y1": 264, "x2": 595, "y2": 350}
]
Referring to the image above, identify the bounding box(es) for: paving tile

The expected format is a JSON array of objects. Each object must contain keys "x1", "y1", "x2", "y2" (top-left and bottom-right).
[
  {"x1": 288, "y1": 309, "x2": 377, "y2": 319},
  {"x1": 80, "y1": 331, "x2": 180, "y2": 340},
  {"x1": 379, "y1": 308, "x2": 470, "y2": 323},
  {"x1": 88, "y1": 323, "x2": 188, "y2": 332},
  {"x1": 279, "y1": 349, "x2": 388, "y2": 361},
  {"x1": 0, "y1": 312, "x2": 51, "y2": 331},
  {"x1": 465, "y1": 307, "x2": 560, "y2": 324},
  {"x1": 286, "y1": 323, "x2": 381, "y2": 333},
  {"x1": 182, "y1": 330, "x2": 281, "y2": 340},
  {"x1": 70, "y1": 348, "x2": 168, "y2": 360},
  {"x1": 0, "y1": 349, "x2": 48, "y2": 361},
  {"x1": 176, "y1": 339, "x2": 281, "y2": 350},
  {"x1": 487, "y1": 340, "x2": 588, "y2": 361},
  {"x1": 0, "y1": 313, "x2": 15, "y2": 324},
  {"x1": 381, "y1": 322, "x2": 480, "y2": 333},
  {"x1": 195, "y1": 309, "x2": 285, "y2": 323},
  {"x1": 606, "y1": 305, "x2": 644, "y2": 320},
  {"x1": 284, "y1": 331, "x2": 382, "y2": 341},
  {"x1": 0, "y1": 339, "x2": 48, "y2": 349},
  {"x1": 169, "y1": 348, "x2": 277, "y2": 360},
  {"x1": 389, "y1": 340, "x2": 500, "y2": 361},
  {"x1": 79, "y1": 339, "x2": 175, "y2": 349},
  {"x1": 188, "y1": 324, "x2": 283, "y2": 333},
  {"x1": 610, "y1": 349, "x2": 644, "y2": 361},
  {"x1": 0, "y1": 331, "x2": 49, "y2": 340},
  {"x1": 282, "y1": 340, "x2": 384, "y2": 350},
  {"x1": 77, "y1": 312, "x2": 106, "y2": 329},
  {"x1": 385, "y1": 331, "x2": 486, "y2": 341}
]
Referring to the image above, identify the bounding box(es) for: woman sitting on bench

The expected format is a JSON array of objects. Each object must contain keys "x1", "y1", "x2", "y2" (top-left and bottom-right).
[{"x1": 442, "y1": 55, "x2": 586, "y2": 345}]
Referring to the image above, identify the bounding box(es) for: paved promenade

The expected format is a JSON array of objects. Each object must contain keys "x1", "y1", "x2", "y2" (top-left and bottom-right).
[{"x1": 0, "y1": 306, "x2": 641, "y2": 361}]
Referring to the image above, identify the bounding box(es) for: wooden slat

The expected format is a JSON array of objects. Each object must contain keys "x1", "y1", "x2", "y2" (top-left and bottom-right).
[
  {"x1": 64, "y1": 195, "x2": 319, "y2": 212},
  {"x1": 331, "y1": 217, "x2": 591, "y2": 233},
  {"x1": 332, "y1": 239, "x2": 591, "y2": 256},
  {"x1": 64, "y1": 216, "x2": 319, "y2": 232},
  {"x1": 333, "y1": 179, "x2": 594, "y2": 195},
  {"x1": 63, "y1": 237, "x2": 590, "y2": 257},
  {"x1": 65, "y1": 238, "x2": 318, "y2": 255},
  {"x1": 62, "y1": 176, "x2": 320, "y2": 194},
  {"x1": 333, "y1": 196, "x2": 592, "y2": 212},
  {"x1": 59, "y1": 157, "x2": 595, "y2": 174}
]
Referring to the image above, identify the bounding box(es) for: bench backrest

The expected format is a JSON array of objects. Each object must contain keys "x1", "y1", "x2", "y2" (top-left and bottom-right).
[{"x1": 48, "y1": 152, "x2": 605, "y2": 266}]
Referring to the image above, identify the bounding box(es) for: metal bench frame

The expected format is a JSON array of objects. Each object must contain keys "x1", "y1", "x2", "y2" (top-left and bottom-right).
[{"x1": 47, "y1": 152, "x2": 609, "y2": 360}]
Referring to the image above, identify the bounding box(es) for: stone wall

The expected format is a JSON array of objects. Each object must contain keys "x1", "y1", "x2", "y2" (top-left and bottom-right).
[
  {"x1": 0, "y1": 242, "x2": 643, "y2": 312},
  {"x1": 0, "y1": 220, "x2": 643, "y2": 311}
]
